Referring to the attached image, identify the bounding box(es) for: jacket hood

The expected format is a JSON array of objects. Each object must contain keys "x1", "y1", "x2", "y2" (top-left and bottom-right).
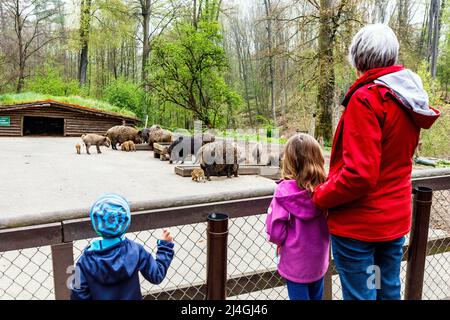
[
  {"x1": 343, "y1": 65, "x2": 440, "y2": 129},
  {"x1": 374, "y1": 69, "x2": 440, "y2": 129},
  {"x1": 81, "y1": 238, "x2": 139, "y2": 285},
  {"x1": 274, "y1": 180, "x2": 322, "y2": 221}
]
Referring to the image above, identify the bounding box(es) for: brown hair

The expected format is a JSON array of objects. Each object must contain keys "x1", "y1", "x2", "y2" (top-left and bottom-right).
[{"x1": 282, "y1": 133, "x2": 327, "y2": 191}]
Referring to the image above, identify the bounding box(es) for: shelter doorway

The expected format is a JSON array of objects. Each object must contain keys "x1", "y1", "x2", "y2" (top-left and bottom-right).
[{"x1": 23, "y1": 116, "x2": 64, "y2": 136}]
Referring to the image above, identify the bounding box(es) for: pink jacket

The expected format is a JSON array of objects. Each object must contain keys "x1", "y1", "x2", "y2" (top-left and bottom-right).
[{"x1": 266, "y1": 180, "x2": 330, "y2": 283}]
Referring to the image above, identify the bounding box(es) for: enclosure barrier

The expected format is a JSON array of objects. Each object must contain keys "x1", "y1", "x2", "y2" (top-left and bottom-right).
[
  {"x1": 405, "y1": 187, "x2": 433, "y2": 300},
  {"x1": 0, "y1": 171, "x2": 450, "y2": 300},
  {"x1": 206, "y1": 213, "x2": 229, "y2": 300}
]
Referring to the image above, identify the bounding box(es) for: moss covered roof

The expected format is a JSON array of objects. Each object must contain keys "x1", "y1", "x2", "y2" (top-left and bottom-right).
[{"x1": 0, "y1": 92, "x2": 138, "y2": 119}]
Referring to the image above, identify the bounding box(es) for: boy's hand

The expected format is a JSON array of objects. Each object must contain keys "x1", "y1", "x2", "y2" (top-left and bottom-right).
[{"x1": 160, "y1": 229, "x2": 173, "y2": 242}]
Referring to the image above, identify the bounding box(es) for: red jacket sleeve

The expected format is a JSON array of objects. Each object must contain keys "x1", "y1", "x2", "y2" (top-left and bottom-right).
[{"x1": 313, "y1": 91, "x2": 382, "y2": 209}]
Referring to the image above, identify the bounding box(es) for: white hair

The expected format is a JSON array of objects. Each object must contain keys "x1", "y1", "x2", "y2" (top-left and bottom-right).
[{"x1": 349, "y1": 24, "x2": 400, "y2": 72}]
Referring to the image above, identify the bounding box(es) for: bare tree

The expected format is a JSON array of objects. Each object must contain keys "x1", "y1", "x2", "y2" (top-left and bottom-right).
[
  {"x1": 132, "y1": 0, "x2": 182, "y2": 87},
  {"x1": 4, "y1": 0, "x2": 60, "y2": 92},
  {"x1": 230, "y1": 20, "x2": 254, "y2": 127},
  {"x1": 263, "y1": 0, "x2": 276, "y2": 125},
  {"x1": 315, "y1": 0, "x2": 350, "y2": 141}
]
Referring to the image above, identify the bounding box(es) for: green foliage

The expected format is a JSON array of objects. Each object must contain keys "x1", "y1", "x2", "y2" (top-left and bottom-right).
[
  {"x1": 26, "y1": 67, "x2": 81, "y2": 97},
  {"x1": 417, "y1": 61, "x2": 450, "y2": 158},
  {"x1": 148, "y1": 10, "x2": 242, "y2": 128},
  {"x1": 437, "y1": 4, "x2": 450, "y2": 97},
  {"x1": 103, "y1": 78, "x2": 145, "y2": 117},
  {"x1": 421, "y1": 104, "x2": 450, "y2": 158},
  {"x1": 417, "y1": 61, "x2": 441, "y2": 106},
  {"x1": 0, "y1": 92, "x2": 136, "y2": 118}
]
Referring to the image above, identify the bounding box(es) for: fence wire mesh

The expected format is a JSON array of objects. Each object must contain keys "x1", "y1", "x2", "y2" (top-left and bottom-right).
[
  {"x1": 0, "y1": 246, "x2": 54, "y2": 300},
  {"x1": 0, "y1": 190, "x2": 449, "y2": 300}
]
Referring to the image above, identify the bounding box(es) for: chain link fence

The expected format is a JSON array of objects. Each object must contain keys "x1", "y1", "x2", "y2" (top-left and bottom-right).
[
  {"x1": 0, "y1": 246, "x2": 54, "y2": 300},
  {"x1": 1, "y1": 190, "x2": 449, "y2": 300}
]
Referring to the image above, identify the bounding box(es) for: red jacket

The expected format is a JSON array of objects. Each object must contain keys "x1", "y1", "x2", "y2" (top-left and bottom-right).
[{"x1": 313, "y1": 65, "x2": 440, "y2": 242}]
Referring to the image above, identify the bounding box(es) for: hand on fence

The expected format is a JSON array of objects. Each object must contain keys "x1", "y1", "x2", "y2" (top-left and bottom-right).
[{"x1": 160, "y1": 229, "x2": 174, "y2": 242}]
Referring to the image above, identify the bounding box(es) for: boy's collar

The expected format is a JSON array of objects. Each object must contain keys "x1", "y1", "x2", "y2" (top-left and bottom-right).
[{"x1": 88, "y1": 235, "x2": 125, "y2": 251}]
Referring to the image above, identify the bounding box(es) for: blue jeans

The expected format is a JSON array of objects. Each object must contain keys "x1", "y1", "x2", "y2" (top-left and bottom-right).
[
  {"x1": 286, "y1": 278, "x2": 324, "y2": 300},
  {"x1": 331, "y1": 235, "x2": 405, "y2": 300}
]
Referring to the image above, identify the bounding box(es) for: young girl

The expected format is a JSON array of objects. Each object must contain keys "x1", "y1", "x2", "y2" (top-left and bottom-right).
[{"x1": 266, "y1": 133, "x2": 330, "y2": 300}]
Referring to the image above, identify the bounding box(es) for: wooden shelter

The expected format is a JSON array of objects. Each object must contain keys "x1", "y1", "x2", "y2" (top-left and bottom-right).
[{"x1": 0, "y1": 100, "x2": 140, "y2": 137}]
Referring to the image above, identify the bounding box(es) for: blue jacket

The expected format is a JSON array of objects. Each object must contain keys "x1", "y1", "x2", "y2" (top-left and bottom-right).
[{"x1": 70, "y1": 237, "x2": 174, "y2": 300}]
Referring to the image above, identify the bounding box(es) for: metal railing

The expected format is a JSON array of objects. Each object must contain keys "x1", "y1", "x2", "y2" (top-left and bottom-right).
[{"x1": 1, "y1": 172, "x2": 450, "y2": 300}]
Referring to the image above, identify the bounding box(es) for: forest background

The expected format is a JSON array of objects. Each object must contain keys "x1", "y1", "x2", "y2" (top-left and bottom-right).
[{"x1": 0, "y1": 0, "x2": 448, "y2": 156}]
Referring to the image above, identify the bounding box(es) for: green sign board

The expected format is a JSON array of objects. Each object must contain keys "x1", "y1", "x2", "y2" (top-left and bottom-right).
[{"x1": 0, "y1": 116, "x2": 10, "y2": 126}]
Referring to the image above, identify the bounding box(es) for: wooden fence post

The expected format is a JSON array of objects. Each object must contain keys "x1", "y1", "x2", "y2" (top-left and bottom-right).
[
  {"x1": 206, "y1": 213, "x2": 229, "y2": 300},
  {"x1": 51, "y1": 242, "x2": 74, "y2": 300},
  {"x1": 405, "y1": 186, "x2": 433, "y2": 300}
]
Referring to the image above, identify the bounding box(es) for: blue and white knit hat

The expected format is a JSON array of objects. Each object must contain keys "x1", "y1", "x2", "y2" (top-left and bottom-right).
[{"x1": 89, "y1": 193, "x2": 131, "y2": 238}]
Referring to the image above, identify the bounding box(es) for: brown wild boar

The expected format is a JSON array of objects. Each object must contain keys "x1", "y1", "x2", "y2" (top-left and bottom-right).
[
  {"x1": 195, "y1": 141, "x2": 245, "y2": 181},
  {"x1": 191, "y1": 168, "x2": 206, "y2": 183},
  {"x1": 121, "y1": 141, "x2": 130, "y2": 152},
  {"x1": 106, "y1": 126, "x2": 143, "y2": 150},
  {"x1": 147, "y1": 125, "x2": 172, "y2": 150},
  {"x1": 121, "y1": 140, "x2": 136, "y2": 152},
  {"x1": 252, "y1": 143, "x2": 284, "y2": 167},
  {"x1": 75, "y1": 144, "x2": 81, "y2": 155},
  {"x1": 81, "y1": 134, "x2": 111, "y2": 155},
  {"x1": 128, "y1": 141, "x2": 136, "y2": 152}
]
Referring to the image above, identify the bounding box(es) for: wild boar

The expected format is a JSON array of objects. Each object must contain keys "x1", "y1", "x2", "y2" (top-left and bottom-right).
[
  {"x1": 167, "y1": 135, "x2": 204, "y2": 164},
  {"x1": 147, "y1": 125, "x2": 173, "y2": 150},
  {"x1": 195, "y1": 141, "x2": 244, "y2": 181},
  {"x1": 106, "y1": 126, "x2": 143, "y2": 150},
  {"x1": 128, "y1": 141, "x2": 136, "y2": 152},
  {"x1": 201, "y1": 132, "x2": 216, "y2": 144},
  {"x1": 191, "y1": 168, "x2": 206, "y2": 183},
  {"x1": 252, "y1": 143, "x2": 283, "y2": 167},
  {"x1": 75, "y1": 144, "x2": 81, "y2": 155},
  {"x1": 81, "y1": 134, "x2": 111, "y2": 155},
  {"x1": 121, "y1": 141, "x2": 130, "y2": 152},
  {"x1": 121, "y1": 140, "x2": 136, "y2": 152}
]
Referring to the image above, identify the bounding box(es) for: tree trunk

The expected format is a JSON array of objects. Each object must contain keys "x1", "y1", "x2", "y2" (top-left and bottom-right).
[
  {"x1": 14, "y1": 0, "x2": 24, "y2": 93},
  {"x1": 79, "y1": 0, "x2": 92, "y2": 86},
  {"x1": 141, "y1": 0, "x2": 151, "y2": 86},
  {"x1": 397, "y1": 0, "x2": 410, "y2": 62},
  {"x1": 232, "y1": 23, "x2": 254, "y2": 127},
  {"x1": 428, "y1": 0, "x2": 441, "y2": 78},
  {"x1": 263, "y1": 0, "x2": 276, "y2": 126},
  {"x1": 315, "y1": 0, "x2": 335, "y2": 142}
]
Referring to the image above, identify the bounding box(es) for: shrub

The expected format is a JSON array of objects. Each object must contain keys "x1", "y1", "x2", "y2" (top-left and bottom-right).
[
  {"x1": 26, "y1": 67, "x2": 80, "y2": 96},
  {"x1": 103, "y1": 78, "x2": 145, "y2": 117}
]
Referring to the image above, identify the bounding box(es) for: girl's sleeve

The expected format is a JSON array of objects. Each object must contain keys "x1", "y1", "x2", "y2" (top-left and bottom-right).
[{"x1": 265, "y1": 197, "x2": 290, "y2": 246}]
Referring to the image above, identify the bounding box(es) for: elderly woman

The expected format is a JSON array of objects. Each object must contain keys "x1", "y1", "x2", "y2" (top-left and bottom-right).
[{"x1": 312, "y1": 24, "x2": 440, "y2": 300}]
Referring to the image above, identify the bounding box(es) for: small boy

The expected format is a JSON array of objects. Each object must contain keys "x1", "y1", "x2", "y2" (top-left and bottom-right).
[{"x1": 70, "y1": 193, "x2": 175, "y2": 300}]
